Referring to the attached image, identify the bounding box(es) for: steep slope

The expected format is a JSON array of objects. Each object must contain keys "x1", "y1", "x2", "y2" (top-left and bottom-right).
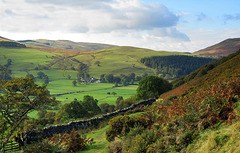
[
  {"x1": 161, "y1": 49, "x2": 240, "y2": 98},
  {"x1": 18, "y1": 39, "x2": 116, "y2": 51},
  {"x1": 193, "y1": 38, "x2": 240, "y2": 57}
]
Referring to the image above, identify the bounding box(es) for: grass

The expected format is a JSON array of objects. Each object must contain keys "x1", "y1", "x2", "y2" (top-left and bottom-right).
[
  {"x1": 80, "y1": 126, "x2": 110, "y2": 153},
  {"x1": 44, "y1": 79, "x2": 137, "y2": 105},
  {"x1": 27, "y1": 82, "x2": 137, "y2": 119},
  {"x1": 75, "y1": 46, "x2": 187, "y2": 77},
  {"x1": 186, "y1": 120, "x2": 240, "y2": 153},
  {"x1": 0, "y1": 47, "x2": 58, "y2": 72}
]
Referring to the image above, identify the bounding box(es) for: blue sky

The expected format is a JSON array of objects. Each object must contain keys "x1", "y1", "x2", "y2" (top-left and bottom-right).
[
  {"x1": 0, "y1": 0, "x2": 239, "y2": 52},
  {"x1": 153, "y1": 0, "x2": 240, "y2": 28}
]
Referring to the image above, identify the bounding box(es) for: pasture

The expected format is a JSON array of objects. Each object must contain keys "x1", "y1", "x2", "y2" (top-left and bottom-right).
[{"x1": 46, "y1": 79, "x2": 138, "y2": 105}]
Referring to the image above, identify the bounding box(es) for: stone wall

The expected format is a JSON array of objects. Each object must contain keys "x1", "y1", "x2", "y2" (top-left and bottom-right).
[{"x1": 24, "y1": 98, "x2": 156, "y2": 143}]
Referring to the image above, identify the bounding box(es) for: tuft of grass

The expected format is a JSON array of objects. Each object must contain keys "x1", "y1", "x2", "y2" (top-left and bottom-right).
[{"x1": 186, "y1": 121, "x2": 240, "y2": 153}]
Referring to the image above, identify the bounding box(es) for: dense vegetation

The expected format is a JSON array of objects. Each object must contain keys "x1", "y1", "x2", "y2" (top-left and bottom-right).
[
  {"x1": 105, "y1": 50, "x2": 240, "y2": 153},
  {"x1": 141, "y1": 55, "x2": 216, "y2": 80},
  {"x1": 172, "y1": 49, "x2": 240, "y2": 88},
  {"x1": 0, "y1": 41, "x2": 26, "y2": 48}
]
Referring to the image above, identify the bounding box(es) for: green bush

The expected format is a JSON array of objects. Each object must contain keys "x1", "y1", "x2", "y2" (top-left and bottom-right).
[
  {"x1": 106, "y1": 115, "x2": 137, "y2": 142},
  {"x1": 124, "y1": 129, "x2": 158, "y2": 153}
]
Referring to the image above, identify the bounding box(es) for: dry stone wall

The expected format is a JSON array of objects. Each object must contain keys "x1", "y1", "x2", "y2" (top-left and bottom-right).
[{"x1": 24, "y1": 98, "x2": 156, "y2": 144}]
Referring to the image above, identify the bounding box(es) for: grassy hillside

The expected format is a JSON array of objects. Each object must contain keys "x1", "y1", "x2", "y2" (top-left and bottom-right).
[
  {"x1": 0, "y1": 44, "x2": 187, "y2": 78},
  {"x1": 102, "y1": 49, "x2": 240, "y2": 153},
  {"x1": 19, "y1": 39, "x2": 116, "y2": 51},
  {"x1": 163, "y1": 49, "x2": 240, "y2": 98},
  {"x1": 74, "y1": 46, "x2": 187, "y2": 77},
  {"x1": 171, "y1": 49, "x2": 240, "y2": 89},
  {"x1": 193, "y1": 38, "x2": 240, "y2": 57}
]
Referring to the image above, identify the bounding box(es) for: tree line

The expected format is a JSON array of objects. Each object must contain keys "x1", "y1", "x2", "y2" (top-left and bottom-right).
[
  {"x1": 140, "y1": 55, "x2": 217, "y2": 80},
  {"x1": 0, "y1": 41, "x2": 26, "y2": 48}
]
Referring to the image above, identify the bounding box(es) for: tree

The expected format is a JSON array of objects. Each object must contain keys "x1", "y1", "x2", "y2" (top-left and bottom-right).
[
  {"x1": 76, "y1": 62, "x2": 89, "y2": 84},
  {"x1": 104, "y1": 74, "x2": 114, "y2": 83},
  {"x1": 136, "y1": 76, "x2": 142, "y2": 81},
  {"x1": 37, "y1": 71, "x2": 45, "y2": 79},
  {"x1": 42, "y1": 75, "x2": 49, "y2": 84},
  {"x1": 99, "y1": 103, "x2": 110, "y2": 113},
  {"x1": 113, "y1": 76, "x2": 121, "y2": 87},
  {"x1": 116, "y1": 96, "x2": 124, "y2": 109},
  {"x1": 55, "y1": 100, "x2": 88, "y2": 123},
  {"x1": 72, "y1": 80, "x2": 77, "y2": 86},
  {"x1": 0, "y1": 62, "x2": 12, "y2": 80},
  {"x1": 81, "y1": 95, "x2": 101, "y2": 116},
  {"x1": 100, "y1": 74, "x2": 105, "y2": 82},
  {"x1": 136, "y1": 76, "x2": 172, "y2": 100},
  {"x1": 0, "y1": 77, "x2": 59, "y2": 147},
  {"x1": 129, "y1": 73, "x2": 136, "y2": 84}
]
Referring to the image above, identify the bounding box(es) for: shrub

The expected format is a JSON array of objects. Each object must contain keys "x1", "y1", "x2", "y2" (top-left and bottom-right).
[
  {"x1": 23, "y1": 140, "x2": 65, "y2": 153},
  {"x1": 48, "y1": 129, "x2": 94, "y2": 153},
  {"x1": 106, "y1": 115, "x2": 137, "y2": 142},
  {"x1": 106, "y1": 115, "x2": 151, "y2": 142},
  {"x1": 124, "y1": 129, "x2": 159, "y2": 153}
]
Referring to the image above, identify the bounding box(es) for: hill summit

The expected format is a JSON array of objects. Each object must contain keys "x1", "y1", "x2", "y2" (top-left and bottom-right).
[
  {"x1": 0, "y1": 36, "x2": 26, "y2": 48},
  {"x1": 18, "y1": 39, "x2": 116, "y2": 51},
  {"x1": 193, "y1": 38, "x2": 240, "y2": 57}
]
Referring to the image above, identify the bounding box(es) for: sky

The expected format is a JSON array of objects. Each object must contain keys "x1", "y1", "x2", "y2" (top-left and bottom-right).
[{"x1": 0, "y1": 0, "x2": 240, "y2": 52}]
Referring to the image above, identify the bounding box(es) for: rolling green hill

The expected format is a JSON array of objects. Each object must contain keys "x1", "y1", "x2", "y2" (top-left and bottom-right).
[
  {"x1": 193, "y1": 38, "x2": 240, "y2": 57},
  {"x1": 74, "y1": 46, "x2": 188, "y2": 77},
  {"x1": 19, "y1": 39, "x2": 116, "y2": 51},
  {"x1": 0, "y1": 44, "x2": 188, "y2": 79},
  {"x1": 0, "y1": 38, "x2": 187, "y2": 107}
]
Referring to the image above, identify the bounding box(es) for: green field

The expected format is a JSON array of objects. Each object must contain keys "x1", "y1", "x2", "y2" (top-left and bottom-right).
[
  {"x1": 0, "y1": 46, "x2": 184, "y2": 106},
  {"x1": 46, "y1": 80, "x2": 138, "y2": 105}
]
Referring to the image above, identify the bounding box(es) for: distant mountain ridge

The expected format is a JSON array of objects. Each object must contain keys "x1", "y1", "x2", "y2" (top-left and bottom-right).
[
  {"x1": 0, "y1": 36, "x2": 26, "y2": 48},
  {"x1": 193, "y1": 38, "x2": 240, "y2": 57},
  {"x1": 18, "y1": 39, "x2": 116, "y2": 51}
]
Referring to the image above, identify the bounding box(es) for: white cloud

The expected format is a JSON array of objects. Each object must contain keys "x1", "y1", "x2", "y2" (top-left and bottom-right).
[
  {"x1": 0, "y1": 0, "x2": 193, "y2": 51},
  {"x1": 1, "y1": 0, "x2": 180, "y2": 32}
]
